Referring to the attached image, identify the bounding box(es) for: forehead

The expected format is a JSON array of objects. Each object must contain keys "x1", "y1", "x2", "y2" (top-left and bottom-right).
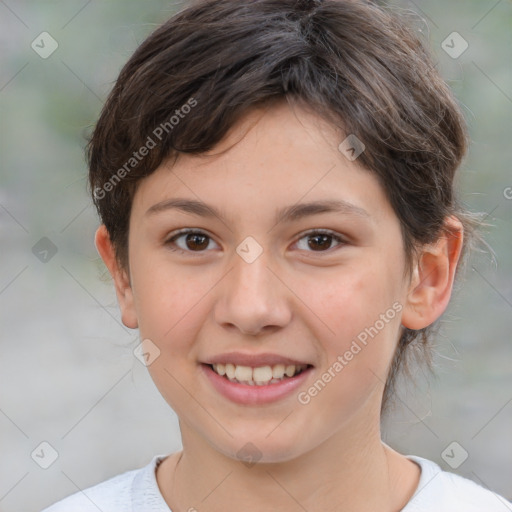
[{"x1": 131, "y1": 101, "x2": 394, "y2": 225}]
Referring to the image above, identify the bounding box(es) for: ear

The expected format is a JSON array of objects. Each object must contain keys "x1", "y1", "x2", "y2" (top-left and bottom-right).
[
  {"x1": 94, "y1": 225, "x2": 138, "y2": 329},
  {"x1": 401, "y1": 216, "x2": 464, "y2": 330}
]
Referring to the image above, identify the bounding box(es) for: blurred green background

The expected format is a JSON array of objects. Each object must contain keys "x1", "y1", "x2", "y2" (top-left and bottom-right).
[{"x1": 0, "y1": 1, "x2": 511, "y2": 510}]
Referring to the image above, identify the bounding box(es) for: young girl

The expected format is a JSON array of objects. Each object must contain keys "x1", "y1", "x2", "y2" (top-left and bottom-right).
[{"x1": 42, "y1": 0, "x2": 511, "y2": 510}]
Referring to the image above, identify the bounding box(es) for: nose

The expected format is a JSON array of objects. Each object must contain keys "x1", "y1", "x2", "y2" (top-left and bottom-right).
[{"x1": 213, "y1": 250, "x2": 292, "y2": 337}]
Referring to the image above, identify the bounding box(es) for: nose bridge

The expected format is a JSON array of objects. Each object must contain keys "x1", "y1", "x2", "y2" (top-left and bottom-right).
[
  {"x1": 214, "y1": 244, "x2": 291, "y2": 335},
  {"x1": 231, "y1": 235, "x2": 275, "y2": 297},
  {"x1": 234, "y1": 248, "x2": 272, "y2": 295}
]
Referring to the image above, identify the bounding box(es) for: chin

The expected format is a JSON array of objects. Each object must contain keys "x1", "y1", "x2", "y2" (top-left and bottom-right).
[{"x1": 213, "y1": 433, "x2": 309, "y2": 466}]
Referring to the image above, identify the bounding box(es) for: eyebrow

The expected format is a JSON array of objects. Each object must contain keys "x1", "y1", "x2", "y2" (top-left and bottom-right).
[{"x1": 145, "y1": 197, "x2": 371, "y2": 224}]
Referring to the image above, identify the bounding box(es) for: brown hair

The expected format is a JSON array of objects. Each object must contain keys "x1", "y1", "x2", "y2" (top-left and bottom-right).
[{"x1": 87, "y1": 0, "x2": 481, "y2": 412}]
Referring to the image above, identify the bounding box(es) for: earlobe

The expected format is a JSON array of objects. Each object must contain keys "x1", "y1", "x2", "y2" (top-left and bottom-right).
[
  {"x1": 94, "y1": 225, "x2": 139, "y2": 329},
  {"x1": 401, "y1": 216, "x2": 464, "y2": 330}
]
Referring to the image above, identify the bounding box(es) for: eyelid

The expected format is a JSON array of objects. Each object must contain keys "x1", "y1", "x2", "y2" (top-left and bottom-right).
[{"x1": 294, "y1": 228, "x2": 345, "y2": 242}]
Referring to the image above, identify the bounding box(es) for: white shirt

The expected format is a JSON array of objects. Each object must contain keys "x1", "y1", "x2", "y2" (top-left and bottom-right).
[{"x1": 40, "y1": 453, "x2": 512, "y2": 511}]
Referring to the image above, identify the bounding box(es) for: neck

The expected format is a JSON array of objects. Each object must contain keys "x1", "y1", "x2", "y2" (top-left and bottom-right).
[{"x1": 161, "y1": 418, "x2": 419, "y2": 512}]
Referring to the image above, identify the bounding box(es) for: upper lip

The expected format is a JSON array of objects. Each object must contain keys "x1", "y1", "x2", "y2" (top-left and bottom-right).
[{"x1": 202, "y1": 352, "x2": 313, "y2": 368}]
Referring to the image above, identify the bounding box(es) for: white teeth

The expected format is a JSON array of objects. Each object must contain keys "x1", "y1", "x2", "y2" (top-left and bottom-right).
[
  {"x1": 253, "y1": 366, "x2": 273, "y2": 382},
  {"x1": 272, "y1": 364, "x2": 285, "y2": 379},
  {"x1": 234, "y1": 365, "x2": 253, "y2": 382},
  {"x1": 211, "y1": 362, "x2": 308, "y2": 385},
  {"x1": 285, "y1": 365, "x2": 296, "y2": 377},
  {"x1": 225, "y1": 363, "x2": 236, "y2": 380}
]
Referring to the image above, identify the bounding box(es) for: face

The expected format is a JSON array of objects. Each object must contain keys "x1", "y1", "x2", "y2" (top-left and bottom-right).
[{"x1": 100, "y1": 101, "x2": 454, "y2": 464}]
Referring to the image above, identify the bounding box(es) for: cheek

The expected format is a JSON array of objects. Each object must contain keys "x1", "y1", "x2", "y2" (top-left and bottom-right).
[
  {"x1": 129, "y1": 253, "x2": 209, "y2": 353},
  {"x1": 295, "y1": 261, "x2": 403, "y2": 401},
  {"x1": 307, "y1": 261, "x2": 402, "y2": 346},
  {"x1": 129, "y1": 258, "x2": 213, "y2": 413}
]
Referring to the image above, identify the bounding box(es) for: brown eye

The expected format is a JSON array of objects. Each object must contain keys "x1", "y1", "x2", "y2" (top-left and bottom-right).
[
  {"x1": 183, "y1": 233, "x2": 209, "y2": 251},
  {"x1": 165, "y1": 229, "x2": 345, "y2": 255},
  {"x1": 295, "y1": 230, "x2": 345, "y2": 252},
  {"x1": 166, "y1": 230, "x2": 217, "y2": 253}
]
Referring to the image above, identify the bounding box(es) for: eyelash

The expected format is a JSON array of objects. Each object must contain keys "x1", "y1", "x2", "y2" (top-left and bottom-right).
[{"x1": 164, "y1": 228, "x2": 346, "y2": 256}]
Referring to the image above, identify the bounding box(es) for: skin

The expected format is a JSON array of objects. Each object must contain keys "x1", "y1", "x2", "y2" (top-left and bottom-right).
[{"x1": 96, "y1": 100, "x2": 463, "y2": 512}]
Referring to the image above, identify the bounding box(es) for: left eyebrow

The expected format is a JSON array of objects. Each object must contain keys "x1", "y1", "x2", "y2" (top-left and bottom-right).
[{"x1": 145, "y1": 197, "x2": 371, "y2": 224}]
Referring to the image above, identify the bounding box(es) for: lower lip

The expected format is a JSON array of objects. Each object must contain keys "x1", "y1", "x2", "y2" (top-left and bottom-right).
[{"x1": 201, "y1": 364, "x2": 313, "y2": 405}]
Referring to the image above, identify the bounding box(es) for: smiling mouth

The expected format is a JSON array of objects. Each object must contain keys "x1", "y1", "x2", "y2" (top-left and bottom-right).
[{"x1": 207, "y1": 363, "x2": 311, "y2": 386}]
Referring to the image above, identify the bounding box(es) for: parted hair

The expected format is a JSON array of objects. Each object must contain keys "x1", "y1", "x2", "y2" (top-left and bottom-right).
[{"x1": 87, "y1": 0, "x2": 481, "y2": 412}]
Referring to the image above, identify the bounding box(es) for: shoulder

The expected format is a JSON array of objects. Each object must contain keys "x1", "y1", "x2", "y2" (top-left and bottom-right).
[
  {"x1": 39, "y1": 469, "x2": 137, "y2": 512},
  {"x1": 39, "y1": 454, "x2": 169, "y2": 512},
  {"x1": 403, "y1": 456, "x2": 512, "y2": 512}
]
